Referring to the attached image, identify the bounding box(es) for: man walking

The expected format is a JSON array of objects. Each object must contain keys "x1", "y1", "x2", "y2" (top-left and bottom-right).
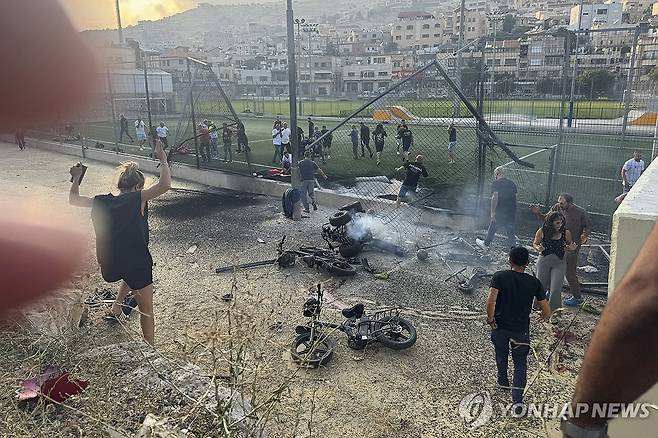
[
  {"x1": 236, "y1": 119, "x2": 248, "y2": 154},
  {"x1": 398, "y1": 123, "x2": 414, "y2": 162},
  {"x1": 530, "y1": 193, "x2": 592, "y2": 307},
  {"x1": 281, "y1": 122, "x2": 292, "y2": 155},
  {"x1": 487, "y1": 246, "x2": 551, "y2": 408},
  {"x1": 207, "y1": 120, "x2": 219, "y2": 159},
  {"x1": 307, "y1": 117, "x2": 314, "y2": 140},
  {"x1": 222, "y1": 122, "x2": 233, "y2": 163},
  {"x1": 448, "y1": 123, "x2": 457, "y2": 164},
  {"x1": 395, "y1": 154, "x2": 428, "y2": 207},
  {"x1": 477, "y1": 167, "x2": 518, "y2": 251},
  {"x1": 395, "y1": 119, "x2": 406, "y2": 155},
  {"x1": 135, "y1": 117, "x2": 147, "y2": 150},
  {"x1": 350, "y1": 125, "x2": 359, "y2": 159},
  {"x1": 272, "y1": 121, "x2": 283, "y2": 164},
  {"x1": 299, "y1": 151, "x2": 327, "y2": 213},
  {"x1": 320, "y1": 125, "x2": 332, "y2": 159},
  {"x1": 621, "y1": 150, "x2": 644, "y2": 194},
  {"x1": 359, "y1": 122, "x2": 373, "y2": 158},
  {"x1": 312, "y1": 126, "x2": 325, "y2": 164},
  {"x1": 155, "y1": 122, "x2": 169, "y2": 149},
  {"x1": 119, "y1": 114, "x2": 133, "y2": 143},
  {"x1": 198, "y1": 122, "x2": 211, "y2": 163}
]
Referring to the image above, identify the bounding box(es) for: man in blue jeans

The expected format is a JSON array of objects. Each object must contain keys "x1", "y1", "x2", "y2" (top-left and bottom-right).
[
  {"x1": 477, "y1": 166, "x2": 517, "y2": 251},
  {"x1": 298, "y1": 151, "x2": 327, "y2": 213},
  {"x1": 487, "y1": 246, "x2": 551, "y2": 411}
]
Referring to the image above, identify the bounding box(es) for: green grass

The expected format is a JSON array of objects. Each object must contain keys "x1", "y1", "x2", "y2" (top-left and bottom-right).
[
  {"x1": 228, "y1": 99, "x2": 628, "y2": 120},
  {"x1": 54, "y1": 114, "x2": 653, "y2": 217}
]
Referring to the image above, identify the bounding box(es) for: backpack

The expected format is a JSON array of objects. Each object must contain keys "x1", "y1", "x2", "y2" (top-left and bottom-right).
[{"x1": 282, "y1": 188, "x2": 301, "y2": 218}]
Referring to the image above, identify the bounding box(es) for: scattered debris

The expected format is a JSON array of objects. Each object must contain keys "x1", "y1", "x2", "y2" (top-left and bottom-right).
[
  {"x1": 416, "y1": 249, "x2": 429, "y2": 261},
  {"x1": 257, "y1": 238, "x2": 266, "y2": 244},
  {"x1": 581, "y1": 303, "x2": 602, "y2": 315},
  {"x1": 374, "y1": 272, "x2": 390, "y2": 280},
  {"x1": 578, "y1": 265, "x2": 599, "y2": 274},
  {"x1": 186, "y1": 244, "x2": 197, "y2": 254},
  {"x1": 221, "y1": 293, "x2": 233, "y2": 302},
  {"x1": 18, "y1": 366, "x2": 88, "y2": 404}
]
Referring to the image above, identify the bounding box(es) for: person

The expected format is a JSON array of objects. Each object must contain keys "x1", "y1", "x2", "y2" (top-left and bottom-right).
[
  {"x1": 395, "y1": 119, "x2": 406, "y2": 155},
  {"x1": 487, "y1": 246, "x2": 551, "y2": 409},
  {"x1": 530, "y1": 194, "x2": 592, "y2": 307},
  {"x1": 281, "y1": 122, "x2": 291, "y2": 155},
  {"x1": 236, "y1": 119, "x2": 248, "y2": 154},
  {"x1": 222, "y1": 123, "x2": 233, "y2": 163},
  {"x1": 198, "y1": 122, "x2": 211, "y2": 163},
  {"x1": 299, "y1": 150, "x2": 327, "y2": 213},
  {"x1": 448, "y1": 123, "x2": 457, "y2": 164},
  {"x1": 297, "y1": 126, "x2": 305, "y2": 148},
  {"x1": 620, "y1": 150, "x2": 644, "y2": 195},
  {"x1": 359, "y1": 122, "x2": 373, "y2": 158},
  {"x1": 321, "y1": 125, "x2": 333, "y2": 159},
  {"x1": 119, "y1": 114, "x2": 133, "y2": 143},
  {"x1": 272, "y1": 121, "x2": 283, "y2": 164},
  {"x1": 307, "y1": 117, "x2": 315, "y2": 140},
  {"x1": 398, "y1": 123, "x2": 414, "y2": 162},
  {"x1": 281, "y1": 151, "x2": 292, "y2": 175},
  {"x1": 15, "y1": 130, "x2": 26, "y2": 150},
  {"x1": 135, "y1": 117, "x2": 147, "y2": 150},
  {"x1": 372, "y1": 123, "x2": 387, "y2": 166},
  {"x1": 561, "y1": 222, "x2": 658, "y2": 437},
  {"x1": 477, "y1": 167, "x2": 518, "y2": 251},
  {"x1": 532, "y1": 211, "x2": 578, "y2": 312},
  {"x1": 155, "y1": 122, "x2": 169, "y2": 149},
  {"x1": 349, "y1": 125, "x2": 359, "y2": 159},
  {"x1": 312, "y1": 126, "x2": 325, "y2": 164},
  {"x1": 395, "y1": 155, "x2": 428, "y2": 207},
  {"x1": 207, "y1": 120, "x2": 219, "y2": 159},
  {"x1": 68, "y1": 140, "x2": 171, "y2": 345}
]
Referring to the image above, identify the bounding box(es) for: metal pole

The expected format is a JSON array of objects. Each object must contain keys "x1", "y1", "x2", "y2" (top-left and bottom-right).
[
  {"x1": 187, "y1": 59, "x2": 200, "y2": 169},
  {"x1": 115, "y1": 0, "x2": 124, "y2": 45},
  {"x1": 107, "y1": 67, "x2": 120, "y2": 155},
  {"x1": 490, "y1": 19, "x2": 496, "y2": 98},
  {"x1": 143, "y1": 59, "x2": 154, "y2": 151},
  {"x1": 287, "y1": 0, "x2": 302, "y2": 221},
  {"x1": 621, "y1": 25, "x2": 640, "y2": 136},
  {"x1": 567, "y1": 0, "x2": 584, "y2": 127},
  {"x1": 476, "y1": 54, "x2": 486, "y2": 222},
  {"x1": 308, "y1": 27, "x2": 313, "y2": 114},
  {"x1": 550, "y1": 33, "x2": 573, "y2": 204},
  {"x1": 453, "y1": 0, "x2": 466, "y2": 117}
]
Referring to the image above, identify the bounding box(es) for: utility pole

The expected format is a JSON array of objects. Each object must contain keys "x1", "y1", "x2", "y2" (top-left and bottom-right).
[
  {"x1": 567, "y1": 0, "x2": 585, "y2": 127},
  {"x1": 295, "y1": 18, "x2": 305, "y2": 116},
  {"x1": 453, "y1": 0, "x2": 466, "y2": 117},
  {"x1": 143, "y1": 57, "x2": 154, "y2": 151},
  {"x1": 287, "y1": 0, "x2": 302, "y2": 220},
  {"x1": 115, "y1": 0, "x2": 124, "y2": 45}
]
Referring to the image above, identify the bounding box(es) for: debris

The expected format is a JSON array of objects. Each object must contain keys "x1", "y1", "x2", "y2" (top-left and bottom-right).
[
  {"x1": 257, "y1": 238, "x2": 266, "y2": 244},
  {"x1": 221, "y1": 293, "x2": 233, "y2": 302},
  {"x1": 361, "y1": 258, "x2": 375, "y2": 273},
  {"x1": 553, "y1": 328, "x2": 580, "y2": 345},
  {"x1": 268, "y1": 321, "x2": 284, "y2": 331},
  {"x1": 18, "y1": 366, "x2": 88, "y2": 404},
  {"x1": 578, "y1": 265, "x2": 599, "y2": 273},
  {"x1": 416, "y1": 249, "x2": 429, "y2": 261},
  {"x1": 137, "y1": 414, "x2": 187, "y2": 438},
  {"x1": 374, "y1": 272, "x2": 390, "y2": 280},
  {"x1": 446, "y1": 252, "x2": 492, "y2": 263},
  {"x1": 186, "y1": 244, "x2": 197, "y2": 254},
  {"x1": 581, "y1": 303, "x2": 601, "y2": 315}
]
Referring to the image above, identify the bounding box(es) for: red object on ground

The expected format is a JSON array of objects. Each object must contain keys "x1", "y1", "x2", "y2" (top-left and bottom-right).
[{"x1": 18, "y1": 366, "x2": 88, "y2": 403}]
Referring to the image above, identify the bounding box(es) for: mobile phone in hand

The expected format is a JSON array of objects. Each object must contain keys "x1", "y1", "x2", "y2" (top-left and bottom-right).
[{"x1": 70, "y1": 163, "x2": 87, "y2": 184}]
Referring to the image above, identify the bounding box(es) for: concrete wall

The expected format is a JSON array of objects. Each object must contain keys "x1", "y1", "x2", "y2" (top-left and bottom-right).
[
  {"x1": 16, "y1": 136, "x2": 472, "y2": 231},
  {"x1": 607, "y1": 157, "x2": 658, "y2": 436}
]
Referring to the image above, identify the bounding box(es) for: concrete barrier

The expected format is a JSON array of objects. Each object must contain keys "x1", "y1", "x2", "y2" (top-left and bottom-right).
[{"x1": 11, "y1": 135, "x2": 473, "y2": 231}]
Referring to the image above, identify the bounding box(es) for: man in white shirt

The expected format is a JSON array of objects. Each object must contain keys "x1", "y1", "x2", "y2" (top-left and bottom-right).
[
  {"x1": 281, "y1": 122, "x2": 291, "y2": 154},
  {"x1": 272, "y1": 121, "x2": 283, "y2": 163},
  {"x1": 155, "y1": 122, "x2": 169, "y2": 149},
  {"x1": 621, "y1": 150, "x2": 645, "y2": 193},
  {"x1": 135, "y1": 117, "x2": 147, "y2": 150}
]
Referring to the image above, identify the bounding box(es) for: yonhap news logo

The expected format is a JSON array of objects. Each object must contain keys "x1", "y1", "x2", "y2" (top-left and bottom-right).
[{"x1": 458, "y1": 392, "x2": 656, "y2": 430}]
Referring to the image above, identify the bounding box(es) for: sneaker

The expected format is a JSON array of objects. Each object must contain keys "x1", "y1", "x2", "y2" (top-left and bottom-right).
[
  {"x1": 139, "y1": 146, "x2": 144, "y2": 151},
  {"x1": 475, "y1": 238, "x2": 489, "y2": 251},
  {"x1": 303, "y1": 208, "x2": 310, "y2": 213},
  {"x1": 563, "y1": 296, "x2": 583, "y2": 307},
  {"x1": 312, "y1": 203, "x2": 318, "y2": 211},
  {"x1": 377, "y1": 160, "x2": 381, "y2": 166}
]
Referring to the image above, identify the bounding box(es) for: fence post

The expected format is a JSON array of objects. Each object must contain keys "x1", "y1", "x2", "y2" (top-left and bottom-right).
[
  {"x1": 621, "y1": 25, "x2": 641, "y2": 136},
  {"x1": 187, "y1": 59, "x2": 200, "y2": 169},
  {"x1": 545, "y1": 145, "x2": 557, "y2": 208},
  {"x1": 143, "y1": 59, "x2": 154, "y2": 150},
  {"x1": 550, "y1": 32, "x2": 572, "y2": 206},
  {"x1": 107, "y1": 67, "x2": 120, "y2": 156}
]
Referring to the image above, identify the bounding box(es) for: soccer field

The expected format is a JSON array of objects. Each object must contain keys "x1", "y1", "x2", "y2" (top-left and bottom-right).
[{"x1": 72, "y1": 114, "x2": 653, "y2": 216}]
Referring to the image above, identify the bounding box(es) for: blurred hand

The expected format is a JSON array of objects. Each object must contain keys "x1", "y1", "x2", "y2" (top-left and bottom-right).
[
  {"x1": 580, "y1": 234, "x2": 588, "y2": 245},
  {"x1": 69, "y1": 163, "x2": 83, "y2": 180},
  {"x1": 529, "y1": 204, "x2": 542, "y2": 216},
  {"x1": 536, "y1": 243, "x2": 545, "y2": 253},
  {"x1": 154, "y1": 140, "x2": 166, "y2": 162},
  {"x1": 567, "y1": 241, "x2": 578, "y2": 251}
]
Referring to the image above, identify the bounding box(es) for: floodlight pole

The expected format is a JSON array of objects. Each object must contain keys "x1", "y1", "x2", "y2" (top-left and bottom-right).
[
  {"x1": 287, "y1": 0, "x2": 302, "y2": 220},
  {"x1": 143, "y1": 58, "x2": 154, "y2": 151}
]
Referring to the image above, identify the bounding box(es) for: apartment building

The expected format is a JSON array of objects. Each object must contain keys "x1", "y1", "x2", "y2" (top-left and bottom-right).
[
  {"x1": 391, "y1": 11, "x2": 446, "y2": 50},
  {"x1": 342, "y1": 55, "x2": 394, "y2": 94},
  {"x1": 569, "y1": 2, "x2": 624, "y2": 29}
]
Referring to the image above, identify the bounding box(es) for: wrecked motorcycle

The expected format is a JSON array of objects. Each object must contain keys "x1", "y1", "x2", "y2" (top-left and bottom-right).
[
  {"x1": 323, "y1": 211, "x2": 406, "y2": 258},
  {"x1": 291, "y1": 284, "x2": 417, "y2": 367}
]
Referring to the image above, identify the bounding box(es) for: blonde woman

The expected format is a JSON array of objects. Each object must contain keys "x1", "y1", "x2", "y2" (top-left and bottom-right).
[{"x1": 69, "y1": 140, "x2": 171, "y2": 345}]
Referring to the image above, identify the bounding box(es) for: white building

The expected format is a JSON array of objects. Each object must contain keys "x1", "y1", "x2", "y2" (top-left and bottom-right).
[
  {"x1": 391, "y1": 11, "x2": 446, "y2": 50},
  {"x1": 569, "y1": 2, "x2": 624, "y2": 30}
]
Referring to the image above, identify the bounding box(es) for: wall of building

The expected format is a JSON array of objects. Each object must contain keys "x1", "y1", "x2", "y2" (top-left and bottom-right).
[{"x1": 607, "y1": 152, "x2": 658, "y2": 436}]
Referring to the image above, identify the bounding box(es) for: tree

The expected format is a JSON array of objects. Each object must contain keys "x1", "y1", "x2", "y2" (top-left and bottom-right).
[
  {"x1": 325, "y1": 41, "x2": 338, "y2": 56},
  {"x1": 502, "y1": 15, "x2": 516, "y2": 34},
  {"x1": 494, "y1": 73, "x2": 516, "y2": 95},
  {"x1": 577, "y1": 69, "x2": 615, "y2": 97},
  {"x1": 460, "y1": 61, "x2": 481, "y2": 95}
]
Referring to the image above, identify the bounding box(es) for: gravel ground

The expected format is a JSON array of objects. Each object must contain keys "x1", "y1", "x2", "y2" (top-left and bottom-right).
[{"x1": 0, "y1": 142, "x2": 606, "y2": 437}]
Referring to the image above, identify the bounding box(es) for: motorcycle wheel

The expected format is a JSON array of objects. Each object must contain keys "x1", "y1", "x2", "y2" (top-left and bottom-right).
[
  {"x1": 373, "y1": 316, "x2": 417, "y2": 350},
  {"x1": 290, "y1": 332, "x2": 335, "y2": 368},
  {"x1": 329, "y1": 211, "x2": 351, "y2": 227},
  {"x1": 324, "y1": 260, "x2": 357, "y2": 277},
  {"x1": 339, "y1": 240, "x2": 363, "y2": 258}
]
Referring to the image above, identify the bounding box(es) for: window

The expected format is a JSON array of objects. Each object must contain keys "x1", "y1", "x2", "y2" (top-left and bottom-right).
[
  {"x1": 422, "y1": 44, "x2": 429, "y2": 48},
  {"x1": 422, "y1": 34, "x2": 430, "y2": 38},
  {"x1": 260, "y1": 76, "x2": 268, "y2": 81},
  {"x1": 596, "y1": 9, "x2": 607, "y2": 14},
  {"x1": 406, "y1": 35, "x2": 413, "y2": 39},
  {"x1": 434, "y1": 33, "x2": 441, "y2": 37},
  {"x1": 396, "y1": 35, "x2": 402, "y2": 40},
  {"x1": 422, "y1": 24, "x2": 430, "y2": 29},
  {"x1": 347, "y1": 72, "x2": 356, "y2": 77},
  {"x1": 530, "y1": 59, "x2": 541, "y2": 66},
  {"x1": 378, "y1": 71, "x2": 388, "y2": 76},
  {"x1": 246, "y1": 76, "x2": 253, "y2": 82},
  {"x1": 396, "y1": 25, "x2": 402, "y2": 30},
  {"x1": 504, "y1": 58, "x2": 516, "y2": 66},
  {"x1": 407, "y1": 25, "x2": 414, "y2": 30},
  {"x1": 179, "y1": 59, "x2": 183, "y2": 65},
  {"x1": 435, "y1": 23, "x2": 441, "y2": 28},
  {"x1": 531, "y1": 45, "x2": 542, "y2": 54}
]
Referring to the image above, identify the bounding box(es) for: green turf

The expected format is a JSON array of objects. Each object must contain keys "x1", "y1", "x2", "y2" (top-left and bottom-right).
[{"x1": 60, "y1": 114, "x2": 653, "y2": 217}]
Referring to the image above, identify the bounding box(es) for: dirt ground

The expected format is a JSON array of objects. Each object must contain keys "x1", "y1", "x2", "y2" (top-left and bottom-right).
[{"x1": 0, "y1": 142, "x2": 607, "y2": 437}]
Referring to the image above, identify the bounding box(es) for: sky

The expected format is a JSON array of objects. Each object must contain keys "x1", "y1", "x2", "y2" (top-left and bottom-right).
[{"x1": 59, "y1": 0, "x2": 278, "y2": 30}]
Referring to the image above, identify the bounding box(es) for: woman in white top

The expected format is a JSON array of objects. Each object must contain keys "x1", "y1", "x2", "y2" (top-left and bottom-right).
[{"x1": 272, "y1": 121, "x2": 283, "y2": 164}]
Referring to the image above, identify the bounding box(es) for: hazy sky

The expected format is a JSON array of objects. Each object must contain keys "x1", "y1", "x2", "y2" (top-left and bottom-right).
[{"x1": 59, "y1": 0, "x2": 278, "y2": 30}]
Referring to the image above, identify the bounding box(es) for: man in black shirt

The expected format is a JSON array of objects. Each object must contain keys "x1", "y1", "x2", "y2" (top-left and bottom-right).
[
  {"x1": 307, "y1": 117, "x2": 314, "y2": 140},
  {"x1": 398, "y1": 124, "x2": 414, "y2": 162},
  {"x1": 236, "y1": 119, "x2": 248, "y2": 154},
  {"x1": 477, "y1": 166, "x2": 518, "y2": 251},
  {"x1": 359, "y1": 122, "x2": 373, "y2": 158},
  {"x1": 487, "y1": 246, "x2": 551, "y2": 406},
  {"x1": 395, "y1": 154, "x2": 428, "y2": 207},
  {"x1": 119, "y1": 114, "x2": 133, "y2": 143},
  {"x1": 448, "y1": 123, "x2": 457, "y2": 164}
]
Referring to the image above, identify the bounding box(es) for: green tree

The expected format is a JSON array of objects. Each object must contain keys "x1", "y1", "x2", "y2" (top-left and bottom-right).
[
  {"x1": 577, "y1": 69, "x2": 615, "y2": 97},
  {"x1": 502, "y1": 15, "x2": 516, "y2": 33},
  {"x1": 536, "y1": 78, "x2": 560, "y2": 95}
]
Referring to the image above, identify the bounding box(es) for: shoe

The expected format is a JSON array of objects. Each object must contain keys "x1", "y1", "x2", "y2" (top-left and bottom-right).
[
  {"x1": 475, "y1": 238, "x2": 488, "y2": 251},
  {"x1": 303, "y1": 208, "x2": 310, "y2": 213},
  {"x1": 563, "y1": 296, "x2": 583, "y2": 307},
  {"x1": 511, "y1": 402, "x2": 525, "y2": 416},
  {"x1": 396, "y1": 151, "x2": 400, "y2": 155},
  {"x1": 139, "y1": 146, "x2": 144, "y2": 151},
  {"x1": 312, "y1": 203, "x2": 318, "y2": 211},
  {"x1": 377, "y1": 161, "x2": 381, "y2": 166}
]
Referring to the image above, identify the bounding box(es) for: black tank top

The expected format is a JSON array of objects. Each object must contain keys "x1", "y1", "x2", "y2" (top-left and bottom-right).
[{"x1": 542, "y1": 233, "x2": 565, "y2": 259}]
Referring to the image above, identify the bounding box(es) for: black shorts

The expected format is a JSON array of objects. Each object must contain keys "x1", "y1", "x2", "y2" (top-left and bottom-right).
[
  {"x1": 103, "y1": 266, "x2": 153, "y2": 291},
  {"x1": 402, "y1": 144, "x2": 411, "y2": 152},
  {"x1": 375, "y1": 143, "x2": 384, "y2": 152}
]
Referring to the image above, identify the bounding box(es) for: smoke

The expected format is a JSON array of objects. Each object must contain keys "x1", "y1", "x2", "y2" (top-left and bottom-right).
[{"x1": 346, "y1": 214, "x2": 388, "y2": 242}]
